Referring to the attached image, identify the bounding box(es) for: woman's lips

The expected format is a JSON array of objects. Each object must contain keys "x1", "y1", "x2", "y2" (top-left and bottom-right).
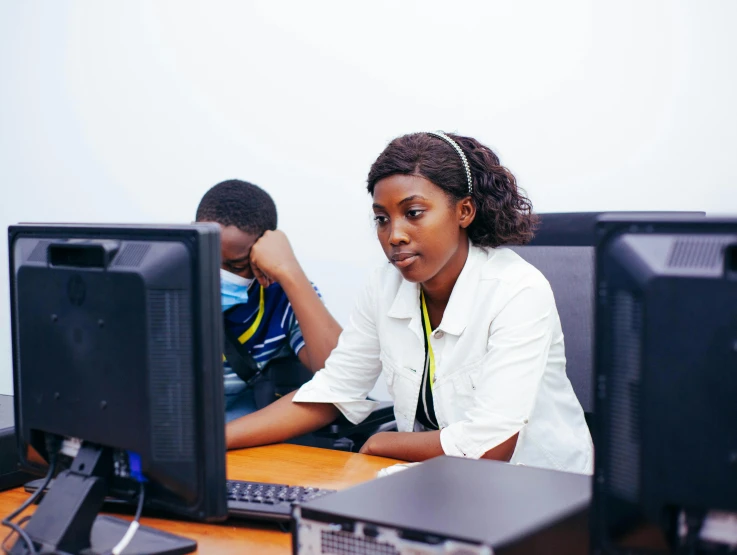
[{"x1": 391, "y1": 252, "x2": 419, "y2": 269}]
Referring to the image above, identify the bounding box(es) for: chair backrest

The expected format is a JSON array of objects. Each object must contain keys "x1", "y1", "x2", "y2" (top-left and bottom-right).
[{"x1": 509, "y1": 211, "x2": 705, "y2": 415}]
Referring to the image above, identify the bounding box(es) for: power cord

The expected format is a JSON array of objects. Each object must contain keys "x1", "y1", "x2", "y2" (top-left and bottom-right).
[
  {"x1": 1, "y1": 434, "x2": 62, "y2": 555},
  {"x1": 1, "y1": 516, "x2": 32, "y2": 555},
  {"x1": 108, "y1": 481, "x2": 145, "y2": 555},
  {"x1": 1, "y1": 516, "x2": 31, "y2": 554}
]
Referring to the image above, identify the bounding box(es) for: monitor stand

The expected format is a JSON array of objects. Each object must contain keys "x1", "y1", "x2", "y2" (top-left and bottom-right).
[{"x1": 10, "y1": 444, "x2": 196, "y2": 555}]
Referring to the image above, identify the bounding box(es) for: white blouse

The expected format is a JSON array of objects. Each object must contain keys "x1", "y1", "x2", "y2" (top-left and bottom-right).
[{"x1": 294, "y1": 244, "x2": 594, "y2": 474}]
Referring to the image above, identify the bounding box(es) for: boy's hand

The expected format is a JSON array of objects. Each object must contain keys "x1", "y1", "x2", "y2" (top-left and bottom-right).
[
  {"x1": 249, "y1": 229, "x2": 342, "y2": 373},
  {"x1": 249, "y1": 230, "x2": 301, "y2": 287}
]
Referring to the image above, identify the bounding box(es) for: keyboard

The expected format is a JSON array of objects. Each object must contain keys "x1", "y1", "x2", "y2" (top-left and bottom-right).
[
  {"x1": 226, "y1": 479, "x2": 336, "y2": 522},
  {"x1": 24, "y1": 478, "x2": 336, "y2": 524}
]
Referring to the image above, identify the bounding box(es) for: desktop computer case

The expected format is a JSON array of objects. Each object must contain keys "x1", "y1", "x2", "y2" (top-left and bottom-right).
[{"x1": 292, "y1": 456, "x2": 591, "y2": 555}]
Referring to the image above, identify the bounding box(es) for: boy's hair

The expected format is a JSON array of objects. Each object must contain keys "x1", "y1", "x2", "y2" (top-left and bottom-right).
[
  {"x1": 367, "y1": 133, "x2": 538, "y2": 247},
  {"x1": 195, "y1": 179, "x2": 277, "y2": 235}
]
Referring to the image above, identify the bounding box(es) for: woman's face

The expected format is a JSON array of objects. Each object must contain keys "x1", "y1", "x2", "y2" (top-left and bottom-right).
[{"x1": 372, "y1": 174, "x2": 474, "y2": 285}]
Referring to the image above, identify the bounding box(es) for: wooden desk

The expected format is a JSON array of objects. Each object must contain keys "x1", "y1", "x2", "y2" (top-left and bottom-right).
[{"x1": 0, "y1": 444, "x2": 402, "y2": 554}]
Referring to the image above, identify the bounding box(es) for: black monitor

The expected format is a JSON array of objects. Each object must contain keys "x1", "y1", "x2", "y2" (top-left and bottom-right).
[
  {"x1": 592, "y1": 216, "x2": 737, "y2": 552},
  {"x1": 7, "y1": 224, "x2": 227, "y2": 554}
]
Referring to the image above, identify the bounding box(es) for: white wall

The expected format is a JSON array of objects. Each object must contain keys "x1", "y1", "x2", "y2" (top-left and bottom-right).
[{"x1": 1, "y1": 0, "x2": 736, "y2": 398}]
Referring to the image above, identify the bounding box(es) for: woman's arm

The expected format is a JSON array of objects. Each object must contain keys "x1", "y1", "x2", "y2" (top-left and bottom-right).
[
  {"x1": 439, "y1": 282, "x2": 557, "y2": 460},
  {"x1": 359, "y1": 430, "x2": 519, "y2": 462},
  {"x1": 226, "y1": 390, "x2": 339, "y2": 450}
]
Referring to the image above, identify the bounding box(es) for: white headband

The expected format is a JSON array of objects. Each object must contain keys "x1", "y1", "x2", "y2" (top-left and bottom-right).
[{"x1": 427, "y1": 131, "x2": 473, "y2": 195}]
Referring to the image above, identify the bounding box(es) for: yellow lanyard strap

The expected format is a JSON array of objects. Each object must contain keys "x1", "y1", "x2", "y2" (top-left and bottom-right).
[
  {"x1": 237, "y1": 286, "x2": 265, "y2": 344},
  {"x1": 420, "y1": 290, "x2": 436, "y2": 391}
]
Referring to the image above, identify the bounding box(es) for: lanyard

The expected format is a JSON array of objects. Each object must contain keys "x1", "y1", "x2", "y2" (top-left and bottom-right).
[
  {"x1": 420, "y1": 290, "x2": 436, "y2": 391},
  {"x1": 222, "y1": 285, "x2": 267, "y2": 384},
  {"x1": 237, "y1": 285, "x2": 265, "y2": 344}
]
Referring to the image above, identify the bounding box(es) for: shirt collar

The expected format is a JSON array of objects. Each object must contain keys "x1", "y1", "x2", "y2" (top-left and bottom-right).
[
  {"x1": 387, "y1": 242, "x2": 488, "y2": 336},
  {"x1": 387, "y1": 276, "x2": 420, "y2": 320}
]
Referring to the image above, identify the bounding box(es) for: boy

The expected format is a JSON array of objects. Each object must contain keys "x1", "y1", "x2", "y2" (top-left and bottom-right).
[{"x1": 196, "y1": 179, "x2": 342, "y2": 422}]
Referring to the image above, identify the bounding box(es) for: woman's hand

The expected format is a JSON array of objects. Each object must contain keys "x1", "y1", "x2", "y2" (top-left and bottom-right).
[{"x1": 358, "y1": 433, "x2": 385, "y2": 456}]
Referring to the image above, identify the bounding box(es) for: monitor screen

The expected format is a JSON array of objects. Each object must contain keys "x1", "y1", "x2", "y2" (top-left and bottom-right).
[
  {"x1": 592, "y1": 216, "x2": 737, "y2": 552},
  {"x1": 7, "y1": 223, "x2": 227, "y2": 553}
]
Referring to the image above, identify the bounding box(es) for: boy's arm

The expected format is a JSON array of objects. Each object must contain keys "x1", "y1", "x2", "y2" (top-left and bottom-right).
[
  {"x1": 249, "y1": 230, "x2": 342, "y2": 372},
  {"x1": 228, "y1": 263, "x2": 384, "y2": 451},
  {"x1": 226, "y1": 390, "x2": 339, "y2": 449}
]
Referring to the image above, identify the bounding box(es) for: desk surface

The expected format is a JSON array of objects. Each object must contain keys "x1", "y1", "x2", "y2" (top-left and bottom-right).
[{"x1": 0, "y1": 444, "x2": 402, "y2": 554}]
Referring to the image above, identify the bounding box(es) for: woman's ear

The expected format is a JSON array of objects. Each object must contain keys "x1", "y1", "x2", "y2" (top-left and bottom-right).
[{"x1": 457, "y1": 197, "x2": 476, "y2": 229}]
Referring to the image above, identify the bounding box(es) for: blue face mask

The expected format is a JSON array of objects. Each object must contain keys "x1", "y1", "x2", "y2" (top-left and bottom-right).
[{"x1": 220, "y1": 269, "x2": 254, "y2": 312}]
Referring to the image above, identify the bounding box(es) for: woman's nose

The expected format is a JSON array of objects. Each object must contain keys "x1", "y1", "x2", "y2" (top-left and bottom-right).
[{"x1": 388, "y1": 222, "x2": 409, "y2": 246}]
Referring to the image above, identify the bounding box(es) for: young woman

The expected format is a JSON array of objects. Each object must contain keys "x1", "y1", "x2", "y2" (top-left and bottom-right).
[{"x1": 226, "y1": 132, "x2": 593, "y2": 474}]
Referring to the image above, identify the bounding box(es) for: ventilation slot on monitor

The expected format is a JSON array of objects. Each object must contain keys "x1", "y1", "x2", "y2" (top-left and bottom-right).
[
  {"x1": 321, "y1": 530, "x2": 399, "y2": 555},
  {"x1": 607, "y1": 290, "x2": 643, "y2": 503},
  {"x1": 148, "y1": 290, "x2": 195, "y2": 462},
  {"x1": 27, "y1": 240, "x2": 51, "y2": 263},
  {"x1": 112, "y1": 243, "x2": 151, "y2": 267},
  {"x1": 667, "y1": 238, "x2": 724, "y2": 269}
]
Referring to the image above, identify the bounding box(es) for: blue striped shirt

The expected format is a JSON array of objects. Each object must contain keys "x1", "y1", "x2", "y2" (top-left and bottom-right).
[{"x1": 222, "y1": 281, "x2": 321, "y2": 419}]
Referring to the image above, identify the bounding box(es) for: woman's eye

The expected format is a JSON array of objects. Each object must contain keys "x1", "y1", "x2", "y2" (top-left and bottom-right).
[
  {"x1": 407, "y1": 209, "x2": 424, "y2": 218},
  {"x1": 373, "y1": 215, "x2": 388, "y2": 225}
]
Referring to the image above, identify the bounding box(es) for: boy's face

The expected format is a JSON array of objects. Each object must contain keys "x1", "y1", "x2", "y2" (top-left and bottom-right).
[{"x1": 217, "y1": 225, "x2": 260, "y2": 279}]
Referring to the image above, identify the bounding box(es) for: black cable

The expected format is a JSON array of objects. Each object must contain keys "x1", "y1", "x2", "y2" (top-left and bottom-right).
[
  {"x1": 1, "y1": 456, "x2": 55, "y2": 555},
  {"x1": 1, "y1": 516, "x2": 33, "y2": 555},
  {"x1": 4, "y1": 457, "x2": 56, "y2": 524},
  {"x1": 1, "y1": 435, "x2": 61, "y2": 555},
  {"x1": 1, "y1": 516, "x2": 30, "y2": 554}
]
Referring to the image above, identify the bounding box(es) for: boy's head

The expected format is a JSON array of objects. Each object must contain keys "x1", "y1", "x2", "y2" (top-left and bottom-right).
[{"x1": 196, "y1": 179, "x2": 277, "y2": 279}]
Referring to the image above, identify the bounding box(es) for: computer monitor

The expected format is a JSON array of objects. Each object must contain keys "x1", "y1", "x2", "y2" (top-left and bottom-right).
[
  {"x1": 7, "y1": 224, "x2": 227, "y2": 554},
  {"x1": 591, "y1": 216, "x2": 737, "y2": 552}
]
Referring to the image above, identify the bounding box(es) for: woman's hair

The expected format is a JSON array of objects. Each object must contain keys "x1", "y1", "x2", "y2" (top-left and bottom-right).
[
  {"x1": 196, "y1": 179, "x2": 277, "y2": 235},
  {"x1": 366, "y1": 133, "x2": 538, "y2": 247}
]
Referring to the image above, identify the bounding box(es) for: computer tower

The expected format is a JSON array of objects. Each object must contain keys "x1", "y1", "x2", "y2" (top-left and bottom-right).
[{"x1": 293, "y1": 456, "x2": 591, "y2": 555}]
